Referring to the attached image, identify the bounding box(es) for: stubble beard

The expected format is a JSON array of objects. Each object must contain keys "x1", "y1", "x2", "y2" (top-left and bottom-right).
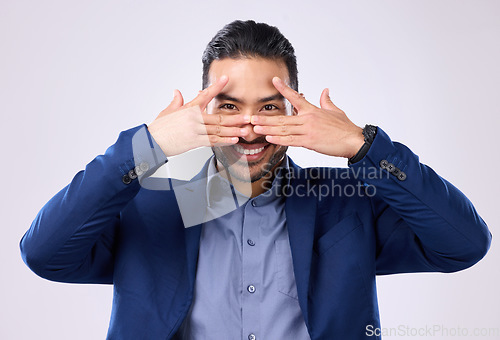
[{"x1": 212, "y1": 141, "x2": 288, "y2": 183}]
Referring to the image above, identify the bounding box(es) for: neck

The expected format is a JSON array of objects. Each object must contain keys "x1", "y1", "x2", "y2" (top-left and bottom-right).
[{"x1": 216, "y1": 157, "x2": 285, "y2": 198}]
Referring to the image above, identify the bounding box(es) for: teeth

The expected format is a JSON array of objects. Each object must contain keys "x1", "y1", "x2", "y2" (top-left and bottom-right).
[{"x1": 233, "y1": 144, "x2": 266, "y2": 155}]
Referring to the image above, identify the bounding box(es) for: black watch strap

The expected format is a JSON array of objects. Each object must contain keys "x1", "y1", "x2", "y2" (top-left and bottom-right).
[{"x1": 348, "y1": 125, "x2": 378, "y2": 165}]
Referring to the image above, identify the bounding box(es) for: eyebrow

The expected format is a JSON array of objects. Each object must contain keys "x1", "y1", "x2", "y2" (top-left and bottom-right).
[{"x1": 215, "y1": 93, "x2": 285, "y2": 104}]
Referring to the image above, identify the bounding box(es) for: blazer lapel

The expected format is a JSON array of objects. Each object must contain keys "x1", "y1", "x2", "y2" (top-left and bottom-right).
[
  {"x1": 170, "y1": 158, "x2": 213, "y2": 290},
  {"x1": 285, "y1": 158, "x2": 317, "y2": 327},
  {"x1": 184, "y1": 223, "x2": 202, "y2": 289}
]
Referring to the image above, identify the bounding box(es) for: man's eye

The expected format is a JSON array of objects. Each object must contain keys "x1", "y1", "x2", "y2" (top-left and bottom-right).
[
  {"x1": 263, "y1": 104, "x2": 278, "y2": 111},
  {"x1": 219, "y1": 103, "x2": 236, "y2": 110}
]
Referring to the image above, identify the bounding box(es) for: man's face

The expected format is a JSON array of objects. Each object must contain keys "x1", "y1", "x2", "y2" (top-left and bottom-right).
[{"x1": 206, "y1": 57, "x2": 293, "y2": 183}]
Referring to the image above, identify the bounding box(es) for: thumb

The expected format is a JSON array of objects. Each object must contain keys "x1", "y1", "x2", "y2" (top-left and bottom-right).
[
  {"x1": 163, "y1": 89, "x2": 184, "y2": 112},
  {"x1": 320, "y1": 88, "x2": 340, "y2": 111},
  {"x1": 157, "y1": 90, "x2": 185, "y2": 118},
  {"x1": 156, "y1": 90, "x2": 185, "y2": 119},
  {"x1": 168, "y1": 89, "x2": 184, "y2": 110}
]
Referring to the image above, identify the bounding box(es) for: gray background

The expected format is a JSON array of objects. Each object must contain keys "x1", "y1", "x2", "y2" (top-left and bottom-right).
[{"x1": 1, "y1": 0, "x2": 499, "y2": 339}]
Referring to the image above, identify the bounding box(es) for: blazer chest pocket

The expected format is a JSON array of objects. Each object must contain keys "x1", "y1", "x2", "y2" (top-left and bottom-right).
[{"x1": 315, "y1": 213, "x2": 363, "y2": 255}]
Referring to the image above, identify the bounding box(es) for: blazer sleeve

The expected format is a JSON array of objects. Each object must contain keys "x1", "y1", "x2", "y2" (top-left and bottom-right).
[
  {"x1": 349, "y1": 127, "x2": 492, "y2": 275},
  {"x1": 20, "y1": 124, "x2": 167, "y2": 284}
]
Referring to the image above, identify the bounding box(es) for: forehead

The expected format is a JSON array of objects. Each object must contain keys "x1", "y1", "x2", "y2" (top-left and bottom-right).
[{"x1": 208, "y1": 57, "x2": 290, "y2": 100}]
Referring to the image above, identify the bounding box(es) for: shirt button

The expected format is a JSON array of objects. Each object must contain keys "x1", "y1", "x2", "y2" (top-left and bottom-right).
[
  {"x1": 251, "y1": 200, "x2": 257, "y2": 207},
  {"x1": 247, "y1": 239, "x2": 255, "y2": 246},
  {"x1": 248, "y1": 334, "x2": 256, "y2": 340},
  {"x1": 247, "y1": 285, "x2": 256, "y2": 293}
]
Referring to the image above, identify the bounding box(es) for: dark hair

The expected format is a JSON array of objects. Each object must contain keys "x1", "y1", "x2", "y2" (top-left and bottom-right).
[{"x1": 202, "y1": 20, "x2": 298, "y2": 91}]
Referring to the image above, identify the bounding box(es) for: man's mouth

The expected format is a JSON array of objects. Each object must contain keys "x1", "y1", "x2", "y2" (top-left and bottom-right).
[
  {"x1": 233, "y1": 144, "x2": 267, "y2": 155},
  {"x1": 230, "y1": 143, "x2": 270, "y2": 161}
]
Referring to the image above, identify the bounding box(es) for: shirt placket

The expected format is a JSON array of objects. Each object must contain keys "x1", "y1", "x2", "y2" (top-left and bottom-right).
[{"x1": 241, "y1": 198, "x2": 262, "y2": 340}]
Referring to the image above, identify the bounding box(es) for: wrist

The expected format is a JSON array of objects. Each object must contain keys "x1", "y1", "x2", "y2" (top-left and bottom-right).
[
  {"x1": 345, "y1": 127, "x2": 365, "y2": 159},
  {"x1": 348, "y1": 125, "x2": 378, "y2": 165}
]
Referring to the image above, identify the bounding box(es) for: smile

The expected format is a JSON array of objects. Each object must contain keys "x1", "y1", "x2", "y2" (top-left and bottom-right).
[{"x1": 232, "y1": 144, "x2": 268, "y2": 155}]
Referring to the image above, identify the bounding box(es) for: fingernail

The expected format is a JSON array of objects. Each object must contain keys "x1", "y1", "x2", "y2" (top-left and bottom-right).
[
  {"x1": 273, "y1": 77, "x2": 283, "y2": 86},
  {"x1": 251, "y1": 116, "x2": 258, "y2": 123},
  {"x1": 220, "y1": 75, "x2": 228, "y2": 82},
  {"x1": 244, "y1": 115, "x2": 251, "y2": 123},
  {"x1": 326, "y1": 88, "x2": 330, "y2": 96},
  {"x1": 173, "y1": 90, "x2": 177, "y2": 98}
]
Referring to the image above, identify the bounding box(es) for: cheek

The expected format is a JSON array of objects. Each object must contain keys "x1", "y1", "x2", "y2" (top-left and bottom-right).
[
  {"x1": 268, "y1": 144, "x2": 286, "y2": 157},
  {"x1": 218, "y1": 145, "x2": 234, "y2": 153},
  {"x1": 272, "y1": 145, "x2": 288, "y2": 157},
  {"x1": 212, "y1": 145, "x2": 230, "y2": 157}
]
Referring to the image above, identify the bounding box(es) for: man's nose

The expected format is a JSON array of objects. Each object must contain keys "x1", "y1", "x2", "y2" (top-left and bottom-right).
[{"x1": 239, "y1": 113, "x2": 261, "y2": 142}]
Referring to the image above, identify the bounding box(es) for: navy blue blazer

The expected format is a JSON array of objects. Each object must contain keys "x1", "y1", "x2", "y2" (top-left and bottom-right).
[{"x1": 20, "y1": 125, "x2": 491, "y2": 339}]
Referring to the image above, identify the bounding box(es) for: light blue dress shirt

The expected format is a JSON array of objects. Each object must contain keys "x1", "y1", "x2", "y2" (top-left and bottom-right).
[{"x1": 177, "y1": 155, "x2": 311, "y2": 340}]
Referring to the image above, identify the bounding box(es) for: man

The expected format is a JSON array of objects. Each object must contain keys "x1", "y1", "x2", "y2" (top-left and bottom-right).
[{"x1": 20, "y1": 20, "x2": 491, "y2": 339}]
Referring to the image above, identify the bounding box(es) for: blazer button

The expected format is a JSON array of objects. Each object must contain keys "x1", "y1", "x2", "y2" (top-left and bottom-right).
[
  {"x1": 397, "y1": 171, "x2": 407, "y2": 181},
  {"x1": 392, "y1": 167, "x2": 400, "y2": 176},
  {"x1": 135, "y1": 165, "x2": 144, "y2": 176},
  {"x1": 128, "y1": 169, "x2": 138, "y2": 180},
  {"x1": 386, "y1": 163, "x2": 396, "y2": 173},
  {"x1": 122, "y1": 174, "x2": 132, "y2": 184},
  {"x1": 139, "y1": 162, "x2": 150, "y2": 172},
  {"x1": 379, "y1": 159, "x2": 389, "y2": 169}
]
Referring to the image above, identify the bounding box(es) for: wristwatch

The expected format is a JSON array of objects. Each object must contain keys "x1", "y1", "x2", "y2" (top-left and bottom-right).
[{"x1": 348, "y1": 125, "x2": 378, "y2": 165}]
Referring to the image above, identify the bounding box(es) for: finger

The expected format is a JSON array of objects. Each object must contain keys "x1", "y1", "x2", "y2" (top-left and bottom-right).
[
  {"x1": 250, "y1": 114, "x2": 305, "y2": 126},
  {"x1": 199, "y1": 135, "x2": 239, "y2": 147},
  {"x1": 253, "y1": 124, "x2": 305, "y2": 136},
  {"x1": 175, "y1": 89, "x2": 185, "y2": 107},
  {"x1": 158, "y1": 89, "x2": 185, "y2": 117},
  {"x1": 201, "y1": 125, "x2": 249, "y2": 137},
  {"x1": 186, "y1": 75, "x2": 229, "y2": 111},
  {"x1": 272, "y1": 77, "x2": 315, "y2": 112},
  {"x1": 320, "y1": 88, "x2": 341, "y2": 111},
  {"x1": 265, "y1": 134, "x2": 307, "y2": 147},
  {"x1": 201, "y1": 112, "x2": 251, "y2": 126}
]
